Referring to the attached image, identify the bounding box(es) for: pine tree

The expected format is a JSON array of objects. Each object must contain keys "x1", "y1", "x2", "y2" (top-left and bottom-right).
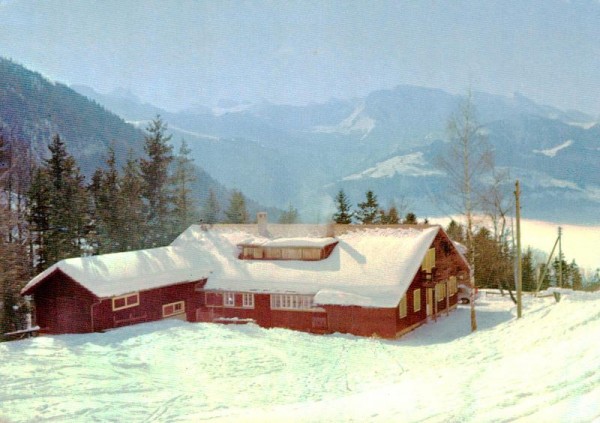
[
  {"x1": 570, "y1": 260, "x2": 583, "y2": 290},
  {"x1": 473, "y1": 227, "x2": 514, "y2": 293},
  {"x1": 28, "y1": 168, "x2": 52, "y2": 272},
  {"x1": 386, "y1": 206, "x2": 400, "y2": 224},
  {"x1": 224, "y1": 190, "x2": 249, "y2": 223},
  {"x1": 279, "y1": 204, "x2": 299, "y2": 224},
  {"x1": 404, "y1": 212, "x2": 418, "y2": 225},
  {"x1": 119, "y1": 151, "x2": 146, "y2": 250},
  {"x1": 446, "y1": 219, "x2": 465, "y2": 242},
  {"x1": 89, "y1": 146, "x2": 123, "y2": 253},
  {"x1": 46, "y1": 134, "x2": 69, "y2": 192},
  {"x1": 473, "y1": 227, "x2": 495, "y2": 289},
  {"x1": 140, "y1": 116, "x2": 174, "y2": 247},
  {"x1": 52, "y1": 155, "x2": 89, "y2": 260},
  {"x1": 201, "y1": 188, "x2": 220, "y2": 224},
  {"x1": 521, "y1": 248, "x2": 536, "y2": 292},
  {"x1": 171, "y1": 140, "x2": 198, "y2": 235},
  {"x1": 552, "y1": 256, "x2": 571, "y2": 288},
  {"x1": 538, "y1": 262, "x2": 552, "y2": 291},
  {"x1": 378, "y1": 209, "x2": 388, "y2": 224},
  {"x1": 332, "y1": 189, "x2": 353, "y2": 224},
  {"x1": 28, "y1": 135, "x2": 89, "y2": 269},
  {"x1": 355, "y1": 190, "x2": 379, "y2": 224}
]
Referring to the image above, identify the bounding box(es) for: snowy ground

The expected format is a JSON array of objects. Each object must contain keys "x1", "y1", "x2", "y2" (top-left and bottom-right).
[{"x1": 1, "y1": 290, "x2": 599, "y2": 422}]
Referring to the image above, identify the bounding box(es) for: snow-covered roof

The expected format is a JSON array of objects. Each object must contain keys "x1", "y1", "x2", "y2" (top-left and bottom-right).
[
  {"x1": 23, "y1": 225, "x2": 441, "y2": 308},
  {"x1": 239, "y1": 237, "x2": 337, "y2": 248},
  {"x1": 174, "y1": 225, "x2": 439, "y2": 307},
  {"x1": 21, "y1": 245, "x2": 213, "y2": 298}
]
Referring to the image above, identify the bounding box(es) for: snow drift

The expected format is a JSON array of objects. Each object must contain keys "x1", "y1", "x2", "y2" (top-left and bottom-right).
[{"x1": 1, "y1": 290, "x2": 599, "y2": 422}]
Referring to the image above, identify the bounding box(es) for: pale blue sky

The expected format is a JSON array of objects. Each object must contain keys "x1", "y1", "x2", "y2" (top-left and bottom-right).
[{"x1": 2, "y1": 0, "x2": 600, "y2": 114}]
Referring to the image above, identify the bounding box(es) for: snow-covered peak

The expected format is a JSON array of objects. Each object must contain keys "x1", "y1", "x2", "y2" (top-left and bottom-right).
[
  {"x1": 211, "y1": 102, "x2": 254, "y2": 116},
  {"x1": 343, "y1": 152, "x2": 443, "y2": 181},
  {"x1": 313, "y1": 103, "x2": 375, "y2": 139},
  {"x1": 533, "y1": 140, "x2": 573, "y2": 157}
]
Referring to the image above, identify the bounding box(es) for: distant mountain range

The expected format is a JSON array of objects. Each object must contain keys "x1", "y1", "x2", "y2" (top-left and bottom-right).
[
  {"x1": 1, "y1": 57, "x2": 598, "y2": 225},
  {"x1": 0, "y1": 58, "x2": 278, "y2": 220},
  {"x1": 71, "y1": 80, "x2": 600, "y2": 225}
]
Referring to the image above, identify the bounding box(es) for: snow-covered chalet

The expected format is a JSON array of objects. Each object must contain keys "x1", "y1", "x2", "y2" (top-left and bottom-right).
[{"x1": 21, "y1": 213, "x2": 471, "y2": 338}]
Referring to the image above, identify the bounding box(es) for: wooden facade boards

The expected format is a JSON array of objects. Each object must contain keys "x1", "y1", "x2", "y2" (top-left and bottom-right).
[{"x1": 23, "y1": 272, "x2": 205, "y2": 334}]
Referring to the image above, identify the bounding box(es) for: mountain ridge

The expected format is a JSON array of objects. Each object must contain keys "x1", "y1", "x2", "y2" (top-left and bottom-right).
[
  {"x1": 71, "y1": 81, "x2": 600, "y2": 224},
  {"x1": 0, "y1": 58, "x2": 278, "y2": 221}
]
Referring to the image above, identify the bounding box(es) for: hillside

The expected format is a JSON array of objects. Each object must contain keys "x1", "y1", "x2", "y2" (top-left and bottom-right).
[
  {"x1": 1, "y1": 290, "x2": 598, "y2": 421},
  {"x1": 0, "y1": 58, "x2": 144, "y2": 172},
  {"x1": 73, "y1": 84, "x2": 600, "y2": 224},
  {"x1": 0, "y1": 58, "x2": 277, "y2": 220}
]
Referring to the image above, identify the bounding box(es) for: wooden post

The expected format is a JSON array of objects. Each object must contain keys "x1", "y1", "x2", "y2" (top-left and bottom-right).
[
  {"x1": 558, "y1": 227, "x2": 563, "y2": 288},
  {"x1": 445, "y1": 281, "x2": 450, "y2": 316},
  {"x1": 535, "y1": 235, "x2": 559, "y2": 295},
  {"x1": 515, "y1": 180, "x2": 523, "y2": 319},
  {"x1": 434, "y1": 286, "x2": 438, "y2": 322}
]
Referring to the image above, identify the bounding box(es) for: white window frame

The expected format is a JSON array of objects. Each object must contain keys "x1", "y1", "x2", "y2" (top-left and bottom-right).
[
  {"x1": 399, "y1": 295, "x2": 408, "y2": 318},
  {"x1": 112, "y1": 292, "x2": 139, "y2": 311},
  {"x1": 223, "y1": 292, "x2": 235, "y2": 307},
  {"x1": 270, "y1": 294, "x2": 315, "y2": 310},
  {"x1": 413, "y1": 288, "x2": 421, "y2": 312},
  {"x1": 242, "y1": 293, "x2": 255, "y2": 308},
  {"x1": 162, "y1": 301, "x2": 185, "y2": 318}
]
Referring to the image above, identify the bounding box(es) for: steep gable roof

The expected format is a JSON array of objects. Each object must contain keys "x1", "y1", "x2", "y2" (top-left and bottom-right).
[{"x1": 172, "y1": 225, "x2": 439, "y2": 307}]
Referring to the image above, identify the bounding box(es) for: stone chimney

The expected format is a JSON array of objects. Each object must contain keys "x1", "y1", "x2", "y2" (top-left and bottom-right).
[{"x1": 257, "y1": 212, "x2": 268, "y2": 237}]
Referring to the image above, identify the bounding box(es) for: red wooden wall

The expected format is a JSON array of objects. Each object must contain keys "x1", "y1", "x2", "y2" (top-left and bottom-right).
[
  {"x1": 91, "y1": 281, "x2": 204, "y2": 332},
  {"x1": 27, "y1": 270, "x2": 97, "y2": 334},
  {"x1": 28, "y1": 272, "x2": 205, "y2": 334}
]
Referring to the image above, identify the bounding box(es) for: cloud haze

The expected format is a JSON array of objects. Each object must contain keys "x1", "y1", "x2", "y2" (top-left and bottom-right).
[{"x1": 2, "y1": 0, "x2": 600, "y2": 114}]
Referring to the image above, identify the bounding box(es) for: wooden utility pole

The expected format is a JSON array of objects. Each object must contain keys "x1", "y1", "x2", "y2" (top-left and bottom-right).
[
  {"x1": 558, "y1": 227, "x2": 563, "y2": 288},
  {"x1": 535, "y1": 235, "x2": 559, "y2": 295},
  {"x1": 515, "y1": 180, "x2": 523, "y2": 318}
]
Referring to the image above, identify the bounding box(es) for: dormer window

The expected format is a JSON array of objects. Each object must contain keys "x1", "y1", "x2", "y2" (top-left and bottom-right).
[{"x1": 239, "y1": 238, "x2": 338, "y2": 261}]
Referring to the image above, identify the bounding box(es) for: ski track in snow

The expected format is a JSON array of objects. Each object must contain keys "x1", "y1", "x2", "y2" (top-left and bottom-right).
[{"x1": 1, "y1": 291, "x2": 599, "y2": 422}]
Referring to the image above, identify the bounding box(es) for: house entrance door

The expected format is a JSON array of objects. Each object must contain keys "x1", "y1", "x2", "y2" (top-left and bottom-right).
[{"x1": 426, "y1": 288, "x2": 433, "y2": 316}]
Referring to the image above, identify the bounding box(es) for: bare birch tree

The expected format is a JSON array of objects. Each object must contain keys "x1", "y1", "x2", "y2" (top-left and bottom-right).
[
  {"x1": 481, "y1": 167, "x2": 513, "y2": 243},
  {"x1": 438, "y1": 91, "x2": 493, "y2": 331}
]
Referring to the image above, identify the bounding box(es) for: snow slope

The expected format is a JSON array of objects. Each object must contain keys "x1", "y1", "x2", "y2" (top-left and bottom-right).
[
  {"x1": 313, "y1": 103, "x2": 375, "y2": 139},
  {"x1": 1, "y1": 290, "x2": 599, "y2": 422},
  {"x1": 342, "y1": 152, "x2": 443, "y2": 180},
  {"x1": 533, "y1": 140, "x2": 573, "y2": 157}
]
